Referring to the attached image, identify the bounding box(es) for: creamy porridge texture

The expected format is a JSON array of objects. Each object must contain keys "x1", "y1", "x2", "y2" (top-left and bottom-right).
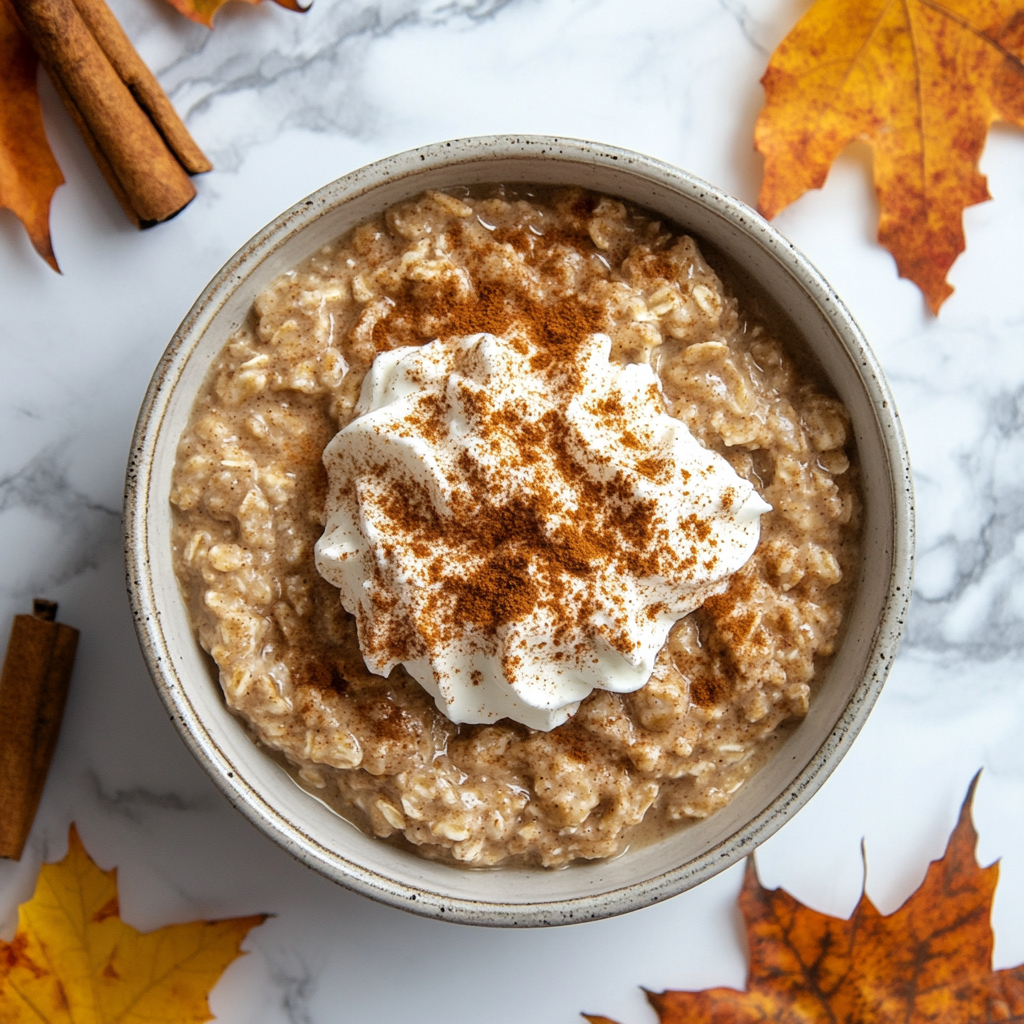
[{"x1": 170, "y1": 187, "x2": 861, "y2": 867}]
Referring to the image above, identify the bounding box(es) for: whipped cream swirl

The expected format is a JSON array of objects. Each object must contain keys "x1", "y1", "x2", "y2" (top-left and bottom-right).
[{"x1": 315, "y1": 332, "x2": 770, "y2": 731}]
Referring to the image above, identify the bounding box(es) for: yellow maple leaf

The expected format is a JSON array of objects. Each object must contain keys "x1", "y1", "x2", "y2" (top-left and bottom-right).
[
  {"x1": 0, "y1": 825, "x2": 266, "y2": 1024},
  {"x1": 755, "y1": 0, "x2": 1024, "y2": 313}
]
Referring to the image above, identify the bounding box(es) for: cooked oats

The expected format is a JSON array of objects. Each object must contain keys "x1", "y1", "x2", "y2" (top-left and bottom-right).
[{"x1": 170, "y1": 186, "x2": 861, "y2": 867}]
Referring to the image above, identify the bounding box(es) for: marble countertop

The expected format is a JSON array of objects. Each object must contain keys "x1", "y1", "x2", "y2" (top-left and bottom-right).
[{"x1": 3, "y1": 0, "x2": 1024, "y2": 1020}]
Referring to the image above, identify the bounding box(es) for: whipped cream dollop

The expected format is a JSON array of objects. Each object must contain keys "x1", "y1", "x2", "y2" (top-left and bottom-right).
[{"x1": 315, "y1": 331, "x2": 770, "y2": 731}]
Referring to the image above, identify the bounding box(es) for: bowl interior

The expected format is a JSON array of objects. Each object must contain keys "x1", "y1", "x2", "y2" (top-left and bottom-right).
[{"x1": 128, "y1": 138, "x2": 911, "y2": 926}]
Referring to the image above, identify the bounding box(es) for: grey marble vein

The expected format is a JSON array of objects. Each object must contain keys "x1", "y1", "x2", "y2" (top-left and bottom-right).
[
  {"x1": 0, "y1": 445, "x2": 120, "y2": 599},
  {"x1": 90, "y1": 771, "x2": 219, "y2": 823},
  {"x1": 269, "y1": 957, "x2": 320, "y2": 1024},
  {"x1": 713, "y1": 0, "x2": 771, "y2": 56},
  {"x1": 907, "y1": 382, "x2": 1024, "y2": 659},
  {"x1": 111, "y1": 0, "x2": 524, "y2": 169}
]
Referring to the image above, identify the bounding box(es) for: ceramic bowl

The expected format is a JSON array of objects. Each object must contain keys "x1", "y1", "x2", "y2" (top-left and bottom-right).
[{"x1": 124, "y1": 135, "x2": 913, "y2": 927}]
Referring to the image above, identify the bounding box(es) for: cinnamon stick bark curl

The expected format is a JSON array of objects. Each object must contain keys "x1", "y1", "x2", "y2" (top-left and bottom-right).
[{"x1": 9, "y1": 0, "x2": 209, "y2": 226}]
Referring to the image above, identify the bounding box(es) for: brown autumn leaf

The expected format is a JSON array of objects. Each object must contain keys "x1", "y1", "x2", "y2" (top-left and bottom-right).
[
  {"x1": 0, "y1": 824, "x2": 267, "y2": 1024},
  {"x1": 584, "y1": 774, "x2": 1024, "y2": 1024},
  {"x1": 0, "y1": 0, "x2": 64, "y2": 271},
  {"x1": 755, "y1": 0, "x2": 1024, "y2": 313},
  {"x1": 161, "y1": 0, "x2": 308, "y2": 29}
]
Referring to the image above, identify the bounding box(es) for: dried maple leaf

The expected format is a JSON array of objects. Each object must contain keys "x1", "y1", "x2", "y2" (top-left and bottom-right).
[
  {"x1": 0, "y1": 0, "x2": 64, "y2": 271},
  {"x1": 0, "y1": 824, "x2": 267, "y2": 1024},
  {"x1": 755, "y1": 0, "x2": 1024, "y2": 313},
  {"x1": 161, "y1": 0, "x2": 308, "y2": 29},
  {"x1": 584, "y1": 773, "x2": 1024, "y2": 1024}
]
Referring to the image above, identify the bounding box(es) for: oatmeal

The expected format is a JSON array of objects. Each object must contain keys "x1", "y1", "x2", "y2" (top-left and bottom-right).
[{"x1": 170, "y1": 186, "x2": 861, "y2": 867}]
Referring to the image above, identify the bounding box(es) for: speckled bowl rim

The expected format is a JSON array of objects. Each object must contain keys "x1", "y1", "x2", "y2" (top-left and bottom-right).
[{"x1": 125, "y1": 135, "x2": 914, "y2": 927}]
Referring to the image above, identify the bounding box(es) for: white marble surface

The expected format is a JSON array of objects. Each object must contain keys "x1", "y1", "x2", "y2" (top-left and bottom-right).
[{"x1": 3, "y1": 0, "x2": 1024, "y2": 1019}]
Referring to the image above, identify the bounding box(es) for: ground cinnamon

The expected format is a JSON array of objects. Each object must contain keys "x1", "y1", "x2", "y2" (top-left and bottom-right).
[
  {"x1": 9, "y1": 0, "x2": 208, "y2": 227},
  {"x1": 361, "y1": 333, "x2": 692, "y2": 669},
  {"x1": 0, "y1": 599, "x2": 78, "y2": 860}
]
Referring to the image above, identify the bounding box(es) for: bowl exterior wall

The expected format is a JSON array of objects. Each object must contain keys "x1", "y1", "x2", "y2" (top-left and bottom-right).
[{"x1": 125, "y1": 136, "x2": 914, "y2": 926}]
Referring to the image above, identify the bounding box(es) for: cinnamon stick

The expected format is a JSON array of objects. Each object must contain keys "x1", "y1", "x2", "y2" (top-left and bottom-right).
[
  {"x1": 69, "y1": 0, "x2": 211, "y2": 174},
  {"x1": 0, "y1": 599, "x2": 78, "y2": 860},
  {"x1": 9, "y1": 0, "x2": 206, "y2": 226}
]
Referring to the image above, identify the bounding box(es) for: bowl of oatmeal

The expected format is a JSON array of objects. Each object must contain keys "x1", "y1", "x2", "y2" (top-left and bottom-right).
[{"x1": 125, "y1": 136, "x2": 913, "y2": 926}]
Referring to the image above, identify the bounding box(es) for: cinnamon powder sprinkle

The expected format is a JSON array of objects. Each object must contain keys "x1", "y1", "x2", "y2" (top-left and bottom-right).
[
  {"x1": 361, "y1": 428, "x2": 685, "y2": 667},
  {"x1": 341, "y1": 221, "x2": 726, "y2": 676},
  {"x1": 343, "y1": 294, "x2": 768, "y2": 687}
]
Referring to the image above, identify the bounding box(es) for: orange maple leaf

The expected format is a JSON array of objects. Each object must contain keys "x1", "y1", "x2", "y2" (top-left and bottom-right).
[
  {"x1": 0, "y1": 0, "x2": 64, "y2": 272},
  {"x1": 0, "y1": 824, "x2": 267, "y2": 1024},
  {"x1": 162, "y1": 0, "x2": 308, "y2": 29},
  {"x1": 584, "y1": 774, "x2": 1024, "y2": 1024},
  {"x1": 755, "y1": 0, "x2": 1024, "y2": 313}
]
